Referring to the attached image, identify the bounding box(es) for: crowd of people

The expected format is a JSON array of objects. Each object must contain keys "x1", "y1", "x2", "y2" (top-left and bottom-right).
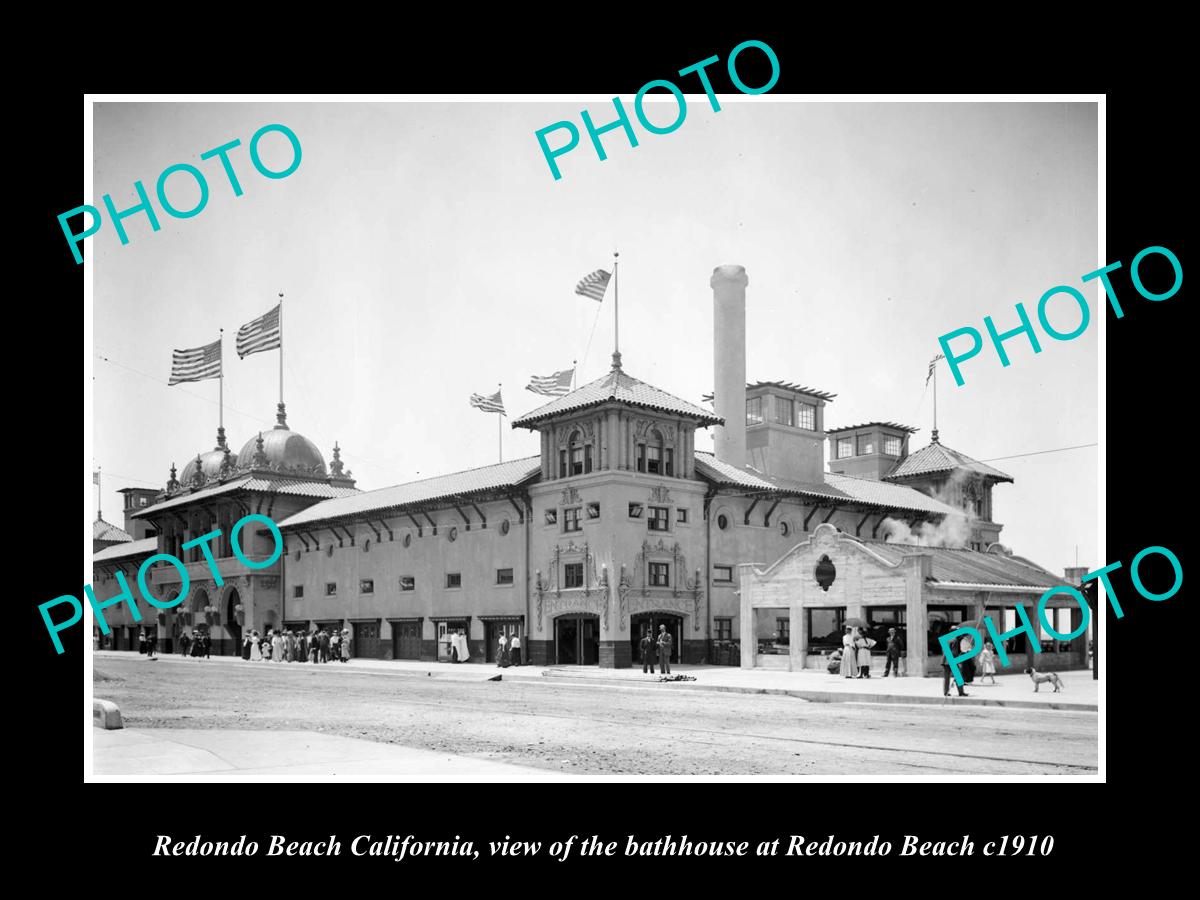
[
  {"x1": 241, "y1": 628, "x2": 351, "y2": 663},
  {"x1": 176, "y1": 630, "x2": 211, "y2": 658},
  {"x1": 494, "y1": 632, "x2": 523, "y2": 667}
]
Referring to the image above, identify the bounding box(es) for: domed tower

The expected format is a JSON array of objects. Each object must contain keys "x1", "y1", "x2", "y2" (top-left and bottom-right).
[
  {"x1": 179, "y1": 426, "x2": 238, "y2": 490},
  {"x1": 236, "y1": 403, "x2": 327, "y2": 477}
]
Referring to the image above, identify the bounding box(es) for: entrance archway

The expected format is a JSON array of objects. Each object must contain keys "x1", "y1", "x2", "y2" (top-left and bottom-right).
[
  {"x1": 226, "y1": 588, "x2": 242, "y2": 653},
  {"x1": 630, "y1": 613, "x2": 683, "y2": 664},
  {"x1": 555, "y1": 614, "x2": 599, "y2": 665}
]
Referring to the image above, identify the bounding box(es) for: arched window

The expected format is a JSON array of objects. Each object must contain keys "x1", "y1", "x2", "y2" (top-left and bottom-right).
[
  {"x1": 637, "y1": 428, "x2": 674, "y2": 476},
  {"x1": 560, "y1": 429, "x2": 592, "y2": 477}
]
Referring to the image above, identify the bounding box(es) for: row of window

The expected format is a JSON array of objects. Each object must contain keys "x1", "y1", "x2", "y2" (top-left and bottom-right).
[
  {"x1": 545, "y1": 504, "x2": 689, "y2": 532},
  {"x1": 295, "y1": 569, "x2": 516, "y2": 598},
  {"x1": 746, "y1": 396, "x2": 817, "y2": 430},
  {"x1": 835, "y1": 434, "x2": 903, "y2": 459},
  {"x1": 557, "y1": 441, "x2": 676, "y2": 476}
]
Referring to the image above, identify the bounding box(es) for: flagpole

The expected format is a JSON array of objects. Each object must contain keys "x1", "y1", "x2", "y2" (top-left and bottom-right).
[
  {"x1": 612, "y1": 251, "x2": 620, "y2": 367},
  {"x1": 498, "y1": 383, "x2": 503, "y2": 463},
  {"x1": 96, "y1": 466, "x2": 101, "y2": 519},
  {"x1": 572, "y1": 359, "x2": 577, "y2": 391},
  {"x1": 932, "y1": 358, "x2": 938, "y2": 440},
  {"x1": 278, "y1": 292, "x2": 284, "y2": 411},
  {"x1": 218, "y1": 328, "x2": 224, "y2": 435}
]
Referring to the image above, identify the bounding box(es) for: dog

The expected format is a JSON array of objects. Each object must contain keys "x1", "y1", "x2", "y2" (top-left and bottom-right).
[{"x1": 1024, "y1": 667, "x2": 1063, "y2": 692}]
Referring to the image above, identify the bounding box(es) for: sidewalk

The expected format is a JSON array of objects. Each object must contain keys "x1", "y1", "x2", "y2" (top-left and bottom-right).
[
  {"x1": 92, "y1": 727, "x2": 577, "y2": 781},
  {"x1": 93, "y1": 651, "x2": 1097, "y2": 711}
]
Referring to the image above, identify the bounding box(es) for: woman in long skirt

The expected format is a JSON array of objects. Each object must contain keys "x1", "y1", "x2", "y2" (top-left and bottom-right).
[
  {"x1": 340, "y1": 630, "x2": 351, "y2": 662},
  {"x1": 839, "y1": 627, "x2": 857, "y2": 678},
  {"x1": 250, "y1": 631, "x2": 262, "y2": 661},
  {"x1": 271, "y1": 630, "x2": 284, "y2": 662},
  {"x1": 242, "y1": 633, "x2": 253, "y2": 661}
]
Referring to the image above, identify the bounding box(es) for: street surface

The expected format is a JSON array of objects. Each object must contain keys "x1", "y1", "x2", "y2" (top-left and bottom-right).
[{"x1": 94, "y1": 655, "x2": 1097, "y2": 775}]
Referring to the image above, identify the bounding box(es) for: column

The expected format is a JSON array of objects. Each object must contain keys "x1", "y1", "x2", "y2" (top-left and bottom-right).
[
  {"x1": 606, "y1": 410, "x2": 619, "y2": 470},
  {"x1": 904, "y1": 554, "x2": 931, "y2": 676},
  {"x1": 541, "y1": 431, "x2": 550, "y2": 480},
  {"x1": 739, "y1": 565, "x2": 755, "y2": 668},
  {"x1": 789, "y1": 604, "x2": 805, "y2": 672}
]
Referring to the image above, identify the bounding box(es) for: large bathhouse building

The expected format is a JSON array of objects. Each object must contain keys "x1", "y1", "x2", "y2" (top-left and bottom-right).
[{"x1": 91, "y1": 266, "x2": 1088, "y2": 675}]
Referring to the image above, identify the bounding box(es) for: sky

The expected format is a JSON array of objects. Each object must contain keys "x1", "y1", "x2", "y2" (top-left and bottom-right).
[{"x1": 91, "y1": 99, "x2": 1098, "y2": 574}]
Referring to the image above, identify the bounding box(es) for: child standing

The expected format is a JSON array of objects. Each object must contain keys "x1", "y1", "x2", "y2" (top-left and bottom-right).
[{"x1": 980, "y1": 640, "x2": 998, "y2": 684}]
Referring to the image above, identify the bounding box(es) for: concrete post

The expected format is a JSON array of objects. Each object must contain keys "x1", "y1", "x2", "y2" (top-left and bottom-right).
[
  {"x1": 712, "y1": 265, "x2": 748, "y2": 467},
  {"x1": 904, "y1": 553, "x2": 932, "y2": 676}
]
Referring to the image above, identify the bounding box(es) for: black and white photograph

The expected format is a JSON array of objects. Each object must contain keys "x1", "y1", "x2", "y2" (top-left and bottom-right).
[{"x1": 79, "y1": 94, "x2": 1108, "y2": 782}]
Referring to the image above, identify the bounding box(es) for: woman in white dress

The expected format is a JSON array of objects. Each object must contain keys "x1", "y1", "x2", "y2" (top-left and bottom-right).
[
  {"x1": 249, "y1": 631, "x2": 262, "y2": 661},
  {"x1": 272, "y1": 630, "x2": 284, "y2": 662},
  {"x1": 839, "y1": 627, "x2": 856, "y2": 678}
]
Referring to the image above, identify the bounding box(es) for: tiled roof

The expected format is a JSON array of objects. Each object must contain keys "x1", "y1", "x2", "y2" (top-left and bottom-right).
[
  {"x1": 93, "y1": 537, "x2": 158, "y2": 564},
  {"x1": 826, "y1": 421, "x2": 920, "y2": 435},
  {"x1": 866, "y1": 542, "x2": 1067, "y2": 588},
  {"x1": 132, "y1": 476, "x2": 360, "y2": 517},
  {"x1": 693, "y1": 452, "x2": 959, "y2": 515},
  {"x1": 277, "y1": 456, "x2": 542, "y2": 529},
  {"x1": 702, "y1": 381, "x2": 838, "y2": 403},
  {"x1": 513, "y1": 368, "x2": 722, "y2": 428},
  {"x1": 93, "y1": 518, "x2": 133, "y2": 543},
  {"x1": 885, "y1": 439, "x2": 1013, "y2": 483}
]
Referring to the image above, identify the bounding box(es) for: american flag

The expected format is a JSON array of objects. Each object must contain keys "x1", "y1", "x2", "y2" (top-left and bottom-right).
[
  {"x1": 926, "y1": 353, "x2": 945, "y2": 386},
  {"x1": 575, "y1": 269, "x2": 611, "y2": 302},
  {"x1": 469, "y1": 390, "x2": 506, "y2": 415},
  {"x1": 236, "y1": 303, "x2": 282, "y2": 358},
  {"x1": 526, "y1": 368, "x2": 574, "y2": 396},
  {"x1": 169, "y1": 339, "x2": 222, "y2": 385}
]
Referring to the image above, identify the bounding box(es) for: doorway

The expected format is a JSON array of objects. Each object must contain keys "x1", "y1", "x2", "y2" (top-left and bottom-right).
[
  {"x1": 226, "y1": 588, "x2": 242, "y2": 653},
  {"x1": 555, "y1": 614, "x2": 599, "y2": 665},
  {"x1": 630, "y1": 613, "x2": 682, "y2": 664},
  {"x1": 485, "y1": 620, "x2": 524, "y2": 663},
  {"x1": 353, "y1": 621, "x2": 381, "y2": 659},
  {"x1": 392, "y1": 620, "x2": 422, "y2": 660}
]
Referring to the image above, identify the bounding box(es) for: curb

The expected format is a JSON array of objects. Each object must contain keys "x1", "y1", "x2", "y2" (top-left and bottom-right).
[{"x1": 93, "y1": 698, "x2": 123, "y2": 729}]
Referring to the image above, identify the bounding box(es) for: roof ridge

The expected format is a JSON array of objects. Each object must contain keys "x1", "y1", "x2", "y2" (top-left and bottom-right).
[{"x1": 325, "y1": 455, "x2": 541, "y2": 500}]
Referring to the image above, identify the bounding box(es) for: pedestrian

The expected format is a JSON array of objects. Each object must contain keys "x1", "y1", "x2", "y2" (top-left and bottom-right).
[
  {"x1": 839, "y1": 626, "x2": 856, "y2": 678},
  {"x1": 826, "y1": 647, "x2": 843, "y2": 674},
  {"x1": 191, "y1": 631, "x2": 205, "y2": 658},
  {"x1": 309, "y1": 631, "x2": 320, "y2": 664},
  {"x1": 496, "y1": 633, "x2": 508, "y2": 668},
  {"x1": 942, "y1": 644, "x2": 969, "y2": 698},
  {"x1": 340, "y1": 630, "x2": 351, "y2": 662},
  {"x1": 509, "y1": 632, "x2": 522, "y2": 667},
  {"x1": 138, "y1": 629, "x2": 147, "y2": 655},
  {"x1": 979, "y1": 640, "x2": 998, "y2": 685},
  {"x1": 640, "y1": 628, "x2": 657, "y2": 674},
  {"x1": 180, "y1": 631, "x2": 192, "y2": 658},
  {"x1": 146, "y1": 631, "x2": 157, "y2": 658},
  {"x1": 250, "y1": 630, "x2": 262, "y2": 661},
  {"x1": 657, "y1": 624, "x2": 673, "y2": 675},
  {"x1": 855, "y1": 627, "x2": 875, "y2": 678},
  {"x1": 241, "y1": 632, "x2": 253, "y2": 661},
  {"x1": 296, "y1": 630, "x2": 308, "y2": 663},
  {"x1": 318, "y1": 629, "x2": 330, "y2": 664},
  {"x1": 959, "y1": 632, "x2": 976, "y2": 684},
  {"x1": 330, "y1": 630, "x2": 342, "y2": 662},
  {"x1": 200, "y1": 632, "x2": 211, "y2": 659},
  {"x1": 883, "y1": 627, "x2": 903, "y2": 677},
  {"x1": 272, "y1": 629, "x2": 284, "y2": 663}
]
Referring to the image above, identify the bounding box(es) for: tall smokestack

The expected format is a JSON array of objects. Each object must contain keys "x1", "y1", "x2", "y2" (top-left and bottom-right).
[{"x1": 712, "y1": 265, "x2": 748, "y2": 466}]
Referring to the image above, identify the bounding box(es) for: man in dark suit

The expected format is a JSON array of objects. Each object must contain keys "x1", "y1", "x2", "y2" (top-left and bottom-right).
[
  {"x1": 657, "y1": 624, "x2": 673, "y2": 675},
  {"x1": 883, "y1": 628, "x2": 904, "y2": 677},
  {"x1": 318, "y1": 629, "x2": 331, "y2": 663},
  {"x1": 640, "y1": 629, "x2": 656, "y2": 674}
]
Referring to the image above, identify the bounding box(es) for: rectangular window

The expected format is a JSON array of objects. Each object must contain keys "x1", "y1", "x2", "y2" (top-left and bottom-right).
[
  {"x1": 570, "y1": 445, "x2": 584, "y2": 475},
  {"x1": 399, "y1": 576, "x2": 415, "y2": 592},
  {"x1": 713, "y1": 565, "x2": 733, "y2": 583},
  {"x1": 797, "y1": 402, "x2": 816, "y2": 431},
  {"x1": 646, "y1": 444, "x2": 662, "y2": 475},
  {"x1": 445, "y1": 573, "x2": 462, "y2": 589},
  {"x1": 805, "y1": 607, "x2": 846, "y2": 653},
  {"x1": 585, "y1": 444, "x2": 593, "y2": 474},
  {"x1": 664, "y1": 448, "x2": 674, "y2": 477},
  {"x1": 883, "y1": 435, "x2": 902, "y2": 456},
  {"x1": 774, "y1": 396, "x2": 793, "y2": 426},
  {"x1": 496, "y1": 568, "x2": 514, "y2": 585},
  {"x1": 648, "y1": 506, "x2": 669, "y2": 531},
  {"x1": 636, "y1": 443, "x2": 646, "y2": 472},
  {"x1": 563, "y1": 507, "x2": 582, "y2": 532},
  {"x1": 857, "y1": 434, "x2": 875, "y2": 455},
  {"x1": 628, "y1": 502, "x2": 644, "y2": 519},
  {"x1": 325, "y1": 582, "x2": 337, "y2": 596},
  {"x1": 715, "y1": 618, "x2": 733, "y2": 641},
  {"x1": 293, "y1": 585, "x2": 304, "y2": 599},
  {"x1": 586, "y1": 502, "x2": 600, "y2": 519},
  {"x1": 776, "y1": 617, "x2": 791, "y2": 643},
  {"x1": 676, "y1": 508, "x2": 689, "y2": 524},
  {"x1": 746, "y1": 396, "x2": 764, "y2": 425},
  {"x1": 836, "y1": 437, "x2": 853, "y2": 459},
  {"x1": 558, "y1": 449, "x2": 567, "y2": 478},
  {"x1": 360, "y1": 579, "x2": 374, "y2": 594},
  {"x1": 544, "y1": 509, "x2": 558, "y2": 526},
  {"x1": 564, "y1": 562, "x2": 584, "y2": 588},
  {"x1": 649, "y1": 562, "x2": 670, "y2": 587}
]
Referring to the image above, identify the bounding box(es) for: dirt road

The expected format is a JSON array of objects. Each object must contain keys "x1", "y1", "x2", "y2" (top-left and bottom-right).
[{"x1": 94, "y1": 656, "x2": 1097, "y2": 775}]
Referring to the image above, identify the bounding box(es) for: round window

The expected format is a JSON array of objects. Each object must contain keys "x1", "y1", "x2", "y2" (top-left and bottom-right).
[
  {"x1": 717, "y1": 514, "x2": 729, "y2": 531},
  {"x1": 779, "y1": 520, "x2": 790, "y2": 537},
  {"x1": 448, "y1": 526, "x2": 458, "y2": 542},
  {"x1": 403, "y1": 533, "x2": 412, "y2": 548},
  {"x1": 500, "y1": 519, "x2": 510, "y2": 536}
]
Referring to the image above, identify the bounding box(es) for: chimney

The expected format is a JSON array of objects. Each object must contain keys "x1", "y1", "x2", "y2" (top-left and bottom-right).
[{"x1": 712, "y1": 265, "x2": 748, "y2": 466}]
